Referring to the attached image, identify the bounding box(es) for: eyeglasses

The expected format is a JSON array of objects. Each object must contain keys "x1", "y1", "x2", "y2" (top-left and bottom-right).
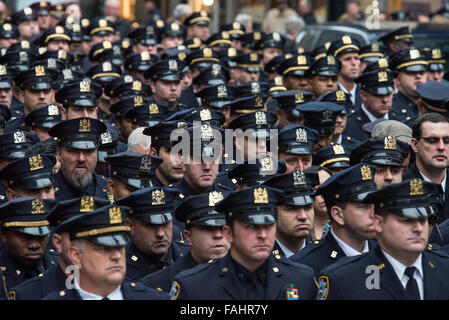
[{"x1": 417, "y1": 136, "x2": 449, "y2": 145}]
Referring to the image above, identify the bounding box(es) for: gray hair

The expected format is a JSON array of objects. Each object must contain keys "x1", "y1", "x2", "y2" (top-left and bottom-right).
[
  {"x1": 173, "y1": 4, "x2": 192, "y2": 21},
  {"x1": 127, "y1": 127, "x2": 152, "y2": 153},
  {"x1": 285, "y1": 15, "x2": 305, "y2": 33},
  {"x1": 234, "y1": 13, "x2": 252, "y2": 28},
  {"x1": 71, "y1": 239, "x2": 86, "y2": 252}
]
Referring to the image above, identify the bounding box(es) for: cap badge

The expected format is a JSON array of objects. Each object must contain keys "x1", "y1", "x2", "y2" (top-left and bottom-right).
[
  {"x1": 372, "y1": 42, "x2": 379, "y2": 51},
  {"x1": 273, "y1": 32, "x2": 281, "y2": 42},
  {"x1": 410, "y1": 179, "x2": 423, "y2": 196},
  {"x1": 233, "y1": 22, "x2": 241, "y2": 29},
  {"x1": 209, "y1": 191, "x2": 224, "y2": 206},
  {"x1": 255, "y1": 96, "x2": 264, "y2": 108},
  {"x1": 134, "y1": 96, "x2": 143, "y2": 106},
  {"x1": 378, "y1": 58, "x2": 388, "y2": 68},
  {"x1": 103, "y1": 61, "x2": 112, "y2": 72},
  {"x1": 29, "y1": 155, "x2": 44, "y2": 171},
  {"x1": 168, "y1": 59, "x2": 178, "y2": 71},
  {"x1": 24, "y1": 7, "x2": 33, "y2": 15},
  {"x1": 19, "y1": 51, "x2": 28, "y2": 63},
  {"x1": 101, "y1": 131, "x2": 113, "y2": 144},
  {"x1": 149, "y1": 103, "x2": 159, "y2": 114},
  {"x1": 178, "y1": 121, "x2": 187, "y2": 129},
  {"x1": 250, "y1": 53, "x2": 258, "y2": 62},
  {"x1": 152, "y1": 189, "x2": 166, "y2": 205},
  {"x1": 295, "y1": 92, "x2": 304, "y2": 104},
  {"x1": 124, "y1": 75, "x2": 133, "y2": 83},
  {"x1": 171, "y1": 23, "x2": 180, "y2": 31},
  {"x1": 332, "y1": 144, "x2": 345, "y2": 155},
  {"x1": 55, "y1": 26, "x2": 64, "y2": 34},
  {"x1": 297, "y1": 55, "x2": 307, "y2": 65},
  {"x1": 3, "y1": 23, "x2": 11, "y2": 31},
  {"x1": 80, "y1": 80, "x2": 90, "y2": 92},
  {"x1": 80, "y1": 197, "x2": 95, "y2": 212},
  {"x1": 63, "y1": 69, "x2": 73, "y2": 80},
  {"x1": 0, "y1": 65, "x2": 6, "y2": 76},
  {"x1": 222, "y1": 31, "x2": 229, "y2": 39},
  {"x1": 141, "y1": 51, "x2": 150, "y2": 61},
  {"x1": 109, "y1": 207, "x2": 122, "y2": 224},
  {"x1": 156, "y1": 20, "x2": 164, "y2": 28},
  {"x1": 255, "y1": 111, "x2": 267, "y2": 125},
  {"x1": 139, "y1": 155, "x2": 152, "y2": 172},
  {"x1": 410, "y1": 49, "x2": 420, "y2": 60},
  {"x1": 47, "y1": 58, "x2": 57, "y2": 69},
  {"x1": 384, "y1": 136, "x2": 397, "y2": 150},
  {"x1": 342, "y1": 35, "x2": 352, "y2": 44},
  {"x1": 211, "y1": 63, "x2": 221, "y2": 76},
  {"x1": 274, "y1": 76, "x2": 283, "y2": 86},
  {"x1": 293, "y1": 170, "x2": 306, "y2": 186},
  {"x1": 432, "y1": 49, "x2": 442, "y2": 59},
  {"x1": 228, "y1": 48, "x2": 237, "y2": 57},
  {"x1": 31, "y1": 199, "x2": 45, "y2": 215},
  {"x1": 178, "y1": 52, "x2": 186, "y2": 60},
  {"x1": 132, "y1": 80, "x2": 142, "y2": 91},
  {"x1": 296, "y1": 128, "x2": 307, "y2": 143},
  {"x1": 200, "y1": 123, "x2": 213, "y2": 139},
  {"x1": 200, "y1": 109, "x2": 212, "y2": 121},
  {"x1": 99, "y1": 19, "x2": 107, "y2": 28},
  {"x1": 122, "y1": 39, "x2": 130, "y2": 49},
  {"x1": 21, "y1": 40, "x2": 30, "y2": 49},
  {"x1": 378, "y1": 71, "x2": 388, "y2": 83},
  {"x1": 217, "y1": 85, "x2": 227, "y2": 98},
  {"x1": 251, "y1": 82, "x2": 261, "y2": 94},
  {"x1": 35, "y1": 65, "x2": 45, "y2": 77},
  {"x1": 361, "y1": 165, "x2": 372, "y2": 180},
  {"x1": 254, "y1": 187, "x2": 269, "y2": 204},
  {"x1": 200, "y1": 10, "x2": 208, "y2": 17},
  {"x1": 261, "y1": 157, "x2": 274, "y2": 172},
  {"x1": 327, "y1": 55, "x2": 336, "y2": 65},
  {"x1": 81, "y1": 18, "x2": 90, "y2": 27},
  {"x1": 13, "y1": 131, "x2": 26, "y2": 144},
  {"x1": 322, "y1": 110, "x2": 333, "y2": 123},
  {"x1": 336, "y1": 90, "x2": 346, "y2": 102},
  {"x1": 72, "y1": 24, "x2": 80, "y2": 32},
  {"x1": 48, "y1": 104, "x2": 59, "y2": 115},
  {"x1": 254, "y1": 32, "x2": 261, "y2": 40},
  {"x1": 79, "y1": 119, "x2": 91, "y2": 133}
]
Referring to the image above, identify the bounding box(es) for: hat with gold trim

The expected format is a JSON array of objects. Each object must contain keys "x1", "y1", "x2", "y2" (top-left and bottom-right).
[
  {"x1": 313, "y1": 143, "x2": 351, "y2": 170},
  {"x1": 14, "y1": 65, "x2": 58, "y2": 90},
  {"x1": 0, "y1": 197, "x2": 55, "y2": 236},
  {"x1": 236, "y1": 52, "x2": 261, "y2": 72},
  {"x1": 228, "y1": 157, "x2": 287, "y2": 187},
  {"x1": 116, "y1": 186, "x2": 181, "y2": 225},
  {"x1": 206, "y1": 31, "x2": 232, "y2": 48},
  {"x1": 328, "y1": 35, "x2": 360, "y2": 57},
  {"x1": 88, "y1": 17, "x2": 115, "y2": 36},
  {"x1": 11, "y1": 7, "x2": 36, "y2": 25},
  {"x1": 186, "y1": 47, "x2": 220, "y2": 69},
  {"x1": 59, "y1": 204, "x2": 131, "y2": 247},
  {"x1": 241, "y1": 31, "x2": 265, "y2": 51},
  {"x1": 86, "y1": 61, "x2": 122, "y2": 83},
  {"x1": 184, "y1": 10, "x2": 210, "y2": 26},
  {"x1": 125, "y1": 51, "x2": 159, "y2": 72},
  {"x1": 256, "y1": 32, "x2": 286, "y2": 50},
  {"x1": 0, "y1": 154, "x2": 55, "y2": 190},
  {"x1": 221, "y1": 21, "x2": 245, "y2": 40},
  {"x1": 175, "y1": 191, "x2": 230, "y2": 227},
  {"x1": 359, "y1": 42, "x2": 385, "y2": 64},
  {"x1": 128, "y1": 25, "x2": 159, "y2": 46},
  {"x1": 416, "y1": 81, "x2": 449, "y2": 115},
  {"x1": 30, "y1": 1, "x2": 51, "y2": 16},
  {"x1": 216, "y1": 185, "x2": 285, "y2": 225},
  {"x1": 389, "y1": 48, "x2": 428, "y2": 72},
  {"x1": 423, "y1": 47, "x2": 447, "y2": 72},
  {"x1": 315, "y1": 163, "x2": 377, "y2": 208},
  {"x1": 49, "y1": 117, "x2": 107, "y2": 150},
  {"x1": 24, "y1": 104, "x2": 62, "y2": 129},
  {"x1": 364, "y1": 179, "x2": 441, "y2": 220},
  {"x1": 277, "y1": 54, "x2": 311, "y2": 77},
  {"x1": 55, "y1": 79, "x2": 103, "y2": 107},
  {"x1": 50, "y1": 3, "x2": 65, "y2": 19},
  {"x1": 123, "y1": 102, "x2": 168, "y2": 127},
  {"x1": 110, "y1": 95, "x2": 153, "y2": 119},
  {"x1": 228, "y1": 95, "x2": 268, "y2": 116},
  {"x1": 354, "y1": 67, "x2": 396, "y2": 96},
  {"x1": 378, "y1": 26, "x2": 413, "y2": 45},
  {"x1": 40, "y1": 26, "x2": 71, "y2": 46},
  {"x1": 160, "y1": 22, "x2": 187, "y2": 39},
  {"x1": 0, "y1": 23, "x2": 19, "y2": 40},
  {"x1": 306, "y1": 54, "x2": 341, "y2": 77}
]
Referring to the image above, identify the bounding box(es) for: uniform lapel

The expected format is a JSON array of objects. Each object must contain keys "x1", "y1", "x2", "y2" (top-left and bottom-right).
[
  {"x1": 422, "y1": 252, "x2": 441, "y2": 300},
  {"x1": 219, "y1": 255, "x2": 243, "y2": 299},
  {"x1": 264, "y1": 255, "x2": 284, "y2": 300}
]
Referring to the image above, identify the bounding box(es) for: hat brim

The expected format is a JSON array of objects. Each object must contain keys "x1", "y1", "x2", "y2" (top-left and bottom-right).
[
  {"x1": 14, "y1": 225, "x2": 52, "y2": 236},
  {"x1": 366, "y1": 157, "x2": 404, "y2": 167},
  {"x1": 364, "y1": 86, "x2": 394, "y2": 96},
  {"x1": 280, "y1": 146, "x2": 314, "y2": 155},
  {"x1": 189, "y1": 217, "x2": 227, "y2": 227},
  {"x1": 400, "y1": 64, "x2": 428, "y2": 72},
  {"x1": 116, "y1": 176, "x2": 155, "y2": 189},
  {"x1": 62, "y1": 140, "x2": 100, "y2": 150},
  {"x1": 18, "y1": 177, "x2": 53, "y2": 189},
  {"x1": 236, "y1": 212, "x2": 277, "y2": 225},
  {"x1": 90, "y1": 232, "x2": 131, "y2": 247},
  {"x1": 381, "y1": 206, "x2": 436, "y2": 219},
  {"x1": 136, "y1": 212, "x2": 173, "y2": 225},
  {"x1": 284, "y1": 195, "x2": 314, "y2": 206}
]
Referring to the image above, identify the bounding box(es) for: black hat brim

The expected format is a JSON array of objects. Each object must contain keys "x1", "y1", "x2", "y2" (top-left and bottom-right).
[
  {"x1": 284, "y1": 195, "x2": 314, "y2": 206},
  {"x1": 62, "y1": 140, "x2": 100, "y2": 150},
  {"x1": 237, "y1": 212, "x2": 277, "y2": 225},
  {"x1": 136, "y1": 212, "x2": 173, "y2": 225},
  {"x1": 14, "y1": 225, "x2": 52, "y2": 236},
  {"x1": 90, "y1": 232, "x2": 130, "y2": 247}
]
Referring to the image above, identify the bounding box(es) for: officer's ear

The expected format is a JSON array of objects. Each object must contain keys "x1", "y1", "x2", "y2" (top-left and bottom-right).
[
  {"x1": 68, "y1": 242, "x2": 83, "y2": 269},
  {"x1": 18, "y1": 89, "x2": 25, "y2": 103},
  {"x1": 148, "y1": 80, "x2": 156, "y2": 93},
  {"x1": 5, "y1": 187, "x2": 15, "y2": 201},
  {"x1": 416, "y1": 100, "x2": 426, "y2": 116},
  {"x1": 52, "y1": 233, "x2": 63, "y2": 254},
  {"x1": 373, "y1": 213, "x2": 384, "y2": 234},
  {"x1": 125, "y1": 217, "x2": 135, "y2": 236},
  {"x1": 107, "y1": 179, "x2": 115, "y2": 199},
  {"x1": 183, "y1": 228, "x2": 192, "y2": 245},
  {"x1": 149, "y1": 146, "x2": 158, "y2": 156},
  {"x1": 61, "y1": 106, "x2": 68, "y2": 120},
  {"x1": 330, "y1": 205, "x2": 345, "y2": 227},
  {"x1": 223, "y1": 224, "x2": 234, "y2": 244}
]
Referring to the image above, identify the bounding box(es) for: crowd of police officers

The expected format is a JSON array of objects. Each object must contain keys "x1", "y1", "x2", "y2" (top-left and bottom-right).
[{"x1": 0, "y1": 2, "x2": 447, "y2": 301}]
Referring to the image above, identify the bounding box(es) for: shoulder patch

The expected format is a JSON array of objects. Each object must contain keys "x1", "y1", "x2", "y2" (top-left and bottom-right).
[
  {"x1": 170, "y1": 281, "x2": 180, "y2": 300},
  {"x1": 316, "y1": 276, "x2": 329, "y2": 300}
]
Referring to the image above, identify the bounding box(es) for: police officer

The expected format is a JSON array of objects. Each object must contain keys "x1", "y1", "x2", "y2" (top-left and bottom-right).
[
  {"x1": 317, "y1": 179, "x2": 449, "y2": 300},
  {"x1": 42, "y1": 203, "x2": 169, "y2": 300},
  {"x1": 160, "y1": 22, "x2": 186, "y2": 52},
  {"x1": 276, "y1": 54, "x2": 312, "y2": 92},
  {"x1": 235, "y1": 52, "x2": 261, "y2": 84},
  {"x1": 171, "y1": 185, "x2": 317, "y2": 300},
  {"x1": 184, "y1": 11, "x2": 210, "y2": 42},
  {"x1": 390, "y1": 48, "x2": 429, "y2": 125},
  {"x1": 350, "y1": 136, "x2": 409, "y2": 189},
  {"x1": 8, "y1": 196, "x2": 110, "y2": 300},
  {"x1": 416, "y1": 81, "x2": 449, "y2": 117},
  {"x1": 378, "y1": 26, "x2": 414, "y2": 57},
  {"x1": 24, "y1": 104, "x2": 62, "y2": 141},
  {"x1": 306, "y1": 54, "x2": 340, "y2": 99},
  {"x1": 144, "y1": 121, "x2": 186, "y2": 187},
  {"x1": 257, "y1": 32, "x2": 286, "y2": 81},
  {"x1": 272, "y1": 89, "x2": 313, "y2": 130},
  {"x1": 291, "y1": 163, "x2": 378, "y2": 275},
  {"x1": 0, "y1": 197, "x2": 57, "y2": 299},
  {"x1": 11, "y1": 7, "x2": 39, "y2": 41},
  {"x1": 277, "y1": 124, "x2": 319, "y2": 173},
  {"x1": 115, "y1": 187, "x2": 189, "y2": 281},
  {"x1": 0, "y1": 22, "x2": 19, "y2": 49},
  {"x1": 125, "y1": 52, "x2": 159, "y2": 83},
  {"x1": 128, "y1": 25, "x2": 158, "y2": 55},
  {"x1": 263, "y1": 170, "x2": 318, "y2": 257},
  {"x1": 105, "y1": 152, "x2": 162, "y2": 200},
  {"x1": 313, "y1": 143, "x2": 351, "y2": 174},
  {"x1": 0, "y1": 130, "x2": 37, "y2": 174},
  {"x1": 40, "y1": 26, "x2": 71, "y2": 51},
  {"x1": 49, "y1": 117, "x2": 111, "y2": 201},
  {"x1": 423, "y1": 48, "x2": 446, "y2": 82},
  {"x1": 140, "y1": 191, "x2": 231, "y2": 292},
  {"x1": 196, "y1": 84, "x2": 236, "y2": 128}
]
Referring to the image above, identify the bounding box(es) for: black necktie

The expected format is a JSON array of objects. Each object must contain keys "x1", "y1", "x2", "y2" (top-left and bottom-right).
[
  {"x1": 404, "y1": 267, "x2": 420, "y2": 300},
  {"x1": 102, "y1": 297, "x2": 110, "y2": 300},
  {"x1": 247, "y1": 273, "x2": 265, "y2": 300}
]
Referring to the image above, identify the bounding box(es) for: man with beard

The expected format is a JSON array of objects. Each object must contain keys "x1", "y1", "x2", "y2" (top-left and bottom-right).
[
  {"x1": 291, "y1": 163, "x2": 378, "y2": 275},
  {"x1": 0, "y1": 197, "x2": 57, "y2": 299},
  {"x1": 8, "y1": 196, "x2": 109, "y2": 300},
  {"x1": 49, "y1": 117, "x2": 111, "y2": 201},
  {"x1": 140, "y1": 191, "x2": 231, "y2": 292}
]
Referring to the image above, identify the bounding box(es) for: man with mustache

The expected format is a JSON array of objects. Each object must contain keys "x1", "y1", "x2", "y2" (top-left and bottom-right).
[
  {"x1": 42, "y1": 203, "x2": 169, "y2": 300},
  {"x1": 390, "y1": 48, "x2": 428, "y2": 126},
  {"x1": 49, "y1": 117, "x2": 111, "y2": 202},
  {"x1": 0, "y1": 197, "x2": 57, "y2": 299},
  {"x1": 291, "y1": 163, "x2": 378, "y2": 275},
  {"x1": 405, "y1": 113, "x2": 449, "y2": 224},
  {"x1": 140, "y1": 191, "x2": 231, "y2": 292},
  {"x1": 116, "y1": 187, "x2": 189, "y2": 281},
  {"x1": 317, "y1": 179, "x2": 449, "y2": 300},
  {"x1": 171, "y1": 185, "x2": 317, "y2": 300}
]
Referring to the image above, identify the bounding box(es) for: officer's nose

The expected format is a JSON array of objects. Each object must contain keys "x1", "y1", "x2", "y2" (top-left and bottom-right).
[
  {"x1": 296, "y1": 159, "x2": 305, "y2": 171},
  {"x1": 27, "y1": 238, "x2": 41, "y2": 250},
  {"x1": 77, "y1": 151, "x2": 87, "y2": 162},
  {"x1": 296, "y1": 207, "x2": 308, "y2": 221},
  {"x1": 384, "y1": 167, "x2": 393, "y2": 182},
  {"x1": 154, "y1": 225, "x2": 166, "y2": 238},
  {"x1": 39, "y1": 91, "x2": 46, "y2": 100},
  {"x1": 411, "y1": 220, "x2": 424, "y2": 234}
]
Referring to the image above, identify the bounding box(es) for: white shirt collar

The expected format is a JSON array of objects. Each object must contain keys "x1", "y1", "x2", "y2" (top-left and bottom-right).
[
  {"x1": 381, "y1": 249, "x2": 424, "y2": 299},
  {"x1": 361, "y1": 103, "x2": 389, "y2": 122},
  {"x1": 419, "y1": 170, "x2": 446, "y2": 194},
  {"x1": 330, "y1": 228, "x2": 369, "y2": 257},
  {"x1": 275, "y1": 239, "x2": 306, "y2": 258},
  {"x1": 75, "y1": 280, "x2": 123, "y2": 300},
  {"x1": 338, "y1": 82, "x2": 357, "y2": 106}
]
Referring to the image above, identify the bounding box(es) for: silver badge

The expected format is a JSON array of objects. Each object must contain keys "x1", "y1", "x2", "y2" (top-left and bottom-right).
[
  {"x1": 296, "y1": 128, "x2": 307, "y2": 143},
  {"x1": 101, "y1": 131, "x2": 113, "y2": 145},
  {"x1": 217, "y1": 85, "x2": 227, "y2": 98},
  {"x1": 19, "y1": 51, "x2": 28, "y2": 63},
  {"x1": 260, "y1": 157, "x2": 274, "y2": 172},
  {"x1": 211, "y1": 64, "x2": 221, "y2": 76},
  {"x1": 113, "y1": 45, "x2": 121, "y2": 56},
  {"x1": 63, "y1": 69, "x2": 73, "y2": 80},
  {"x1": 13, "y1": 131, "x2": 26, "y2": 144},
  {"x1": 255, "y1": 111, "x2": 267, "y2": 125},
  {"x1": 140, "y1": 155, "x2": 152, "y2": 172},
  {"x1": 168, "y1": 60, "x2": 178, "y2": 71},
  {"x1": 124, "y1": 75, "x2": 133, "y2": 83},
  {"x1": 293, "y1": 170, "x2": 306, "y2": 186},
  {"x1": 251, "y1": 82, "x2": 260, "y2": 94},
  {"x1": 177, "y1": 121, "x2": 188, "y2": 129},
  {"x1": 47, "y1": 58, "x2": 56, "y2": 69},
  {"x1": 200, "y1": 109, "x2": 212, "y2": 121},
  {"x1": 200, "y1": 123, "x2": 213, "y2": 140},
  {"x1": 273, "y1": 32, "x2": 281, "y2": 42},
  {"x1": 322, "y1": 110, "x2": 333, "y2": 124}
]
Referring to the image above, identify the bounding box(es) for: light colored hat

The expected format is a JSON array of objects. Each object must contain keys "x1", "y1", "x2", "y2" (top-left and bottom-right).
[{"x1": 371, "y1": 120, "x2": 412, "y2": 144}]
